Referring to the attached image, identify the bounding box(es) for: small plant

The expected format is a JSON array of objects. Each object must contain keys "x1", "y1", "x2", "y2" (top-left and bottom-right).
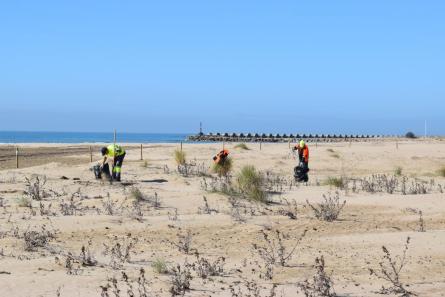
[
  {"x1": 438, "y1": 166, "x2": 445, "y2": 177},
  {"x1": 324, "y1": 177, "x2": 345, "y2": 189},
  {"x1": 237, "y1": 165, "x2": 267, "y2": 203},
  {"x1": 278, "y1": 198, "x2": 298, "y2": 220},
  {"x1": 129, "y1": 187, "x2": 145, "y2": 202},
  {"x1": 23, "y1": 225, "x2": 56, "y2": 251},
  {"x1": 234, "y1": 143, "x2": 250, "y2": 150},
  {"x1": 59, "y1": 192, "x2": 83, "y2": 216},
  {"x1": 212, "y1": 156, "x2": 233, "y2": 177},
  {"x1": 16, "y1": 196, "x2": 32, "y2": 208},
  {"x1": 170, "y1": 229, "x2": 194, "y2": 254},
  {"x1": 152, "y1": 257, "x2": 169, "y2": 274},
  {"x1": 395, "y1": 167, "x2": 403, "y2": 176},
  {"x1": 141, "y1": 160, "x2": 149, "y2": 168},
  {"x1": 252, "y1": 228, "x2": 308, "y2": 267},
  {"x1": 24, "y1": 175, "x2": 47, "y2": 201},
  {"x1": 197, "y1": 196, "x2": 218, "y2": 214},
  {"x1": 101, "y1": 193, "x2": 123, "y2": 215},
  {"x1": 369, "y1": 237, "x2": 415, "y2": 297},
  {"x1": 102, "y1": 235, "x2": 138, "y2": 269},
  {"x1": 230, "y1": 281, "x2": 278, "y2": 297},
  {"x1": 326, "y1": 148, "x2": 335, "y2": 153},
  {"x1": 169, "y1": 262, "x2": 192, "y2": 296},
  {"x1": 192, "y1": 253, "x2": 225, "y2": 279},
  {"x1": 406, "y1": 208, "x2": 426, "y2": 232},
  {"x1": 298, "y1": 256, "x2": 336, "y2": 297},
  {"x1": 100, "y1": 268, "x2": 150, "y2": 297},
  {"x1": 307, "y1": 192, "x2": 346, "y2": 222},
  {"x1": 174, "y1": 149, "x2": 186, "y2": 166}
]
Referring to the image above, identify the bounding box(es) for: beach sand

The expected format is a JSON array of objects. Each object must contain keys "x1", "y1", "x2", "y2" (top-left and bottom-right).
[{"x1": 0, "y1": 140, "x2": 444, "y2": 296}]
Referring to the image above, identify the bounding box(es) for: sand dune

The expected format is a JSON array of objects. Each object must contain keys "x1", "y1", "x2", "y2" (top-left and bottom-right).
[{"x1": 0, "y1": 140, "x2": 444, "y2": 296}]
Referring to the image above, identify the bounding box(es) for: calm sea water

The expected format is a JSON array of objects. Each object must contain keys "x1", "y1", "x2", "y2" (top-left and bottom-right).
[{"x1": 0, "y1": 131, "x2": 191, "y2": 143}]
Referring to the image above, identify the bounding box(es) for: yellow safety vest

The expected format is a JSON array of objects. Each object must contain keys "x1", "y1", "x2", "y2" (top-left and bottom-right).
[{"x1": 106, "y1": 144, "x2": 125, "y2": 157}]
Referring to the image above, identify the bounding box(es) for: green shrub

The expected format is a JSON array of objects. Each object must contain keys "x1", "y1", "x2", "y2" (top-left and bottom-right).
[
  {"x1": 16, "y1": 196, "x2": 32, "y2": 208},
  {"x1": 234, "y1": 143, "x2": 250, "y2": 150},
  {"x1": 324, "y1": 177, "x2": 345, "y2": 189},
  {"x1": 212, "y1": 157, "x2": 233, "y2": 177},
  {"x1": 174, "y1": 149, "x2": 186, "y2": 165},
  {"x1": 395, "y1": 166, "x2": 403, "y2": 176},
  {"x1": 151, "y1": 258, "x2": 169, "y2": 274},
  {"x1": 438, "y1": 166, "x2": 445, "y2": 177},
  {"x1": 236, "y1": 165, "x2": 267, "y2": 203}
]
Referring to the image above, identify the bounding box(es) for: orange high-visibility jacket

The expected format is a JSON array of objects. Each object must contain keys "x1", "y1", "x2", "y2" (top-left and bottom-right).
[
  {"x1": 213, "y1": 149, "x2": 229, "y2": 164},
  {"x1": 294, "y1": 145, "x2": 309, "y2": 163}
]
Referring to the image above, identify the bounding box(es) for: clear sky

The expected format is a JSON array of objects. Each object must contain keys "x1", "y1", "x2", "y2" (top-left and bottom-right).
[{"x1": 1, "y1": 1, "x2": 444, "y2": 135}]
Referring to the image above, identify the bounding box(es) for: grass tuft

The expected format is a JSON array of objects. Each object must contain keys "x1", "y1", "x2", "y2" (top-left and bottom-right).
[
  {"x1": 16, "y1": 196, "x2": 32, "y2": 208},
  {"x1": 174, "y1": 150, "x2": 186, "y2": 166},
  {"x1": 394, "y1": 166, "x2": 403, "y2": 176},
  {"x1": 324, "y1": 176, "x2": 346, "y2": 189},
  {"x1": 236, "y1": 165, "x2": 267, "y2": 203},
  {"x1": 151, "y1": 258, "x2": 169, "y2": 274},
  {"x1": 234, "y1": 143, "x2": 250, "y2": 150},
  {"x1": 438, "y1": 166, "x2": 445, "y2": 177},
  {"x1": 212, "y1": 157, "x2": 233, "y2": 177}
]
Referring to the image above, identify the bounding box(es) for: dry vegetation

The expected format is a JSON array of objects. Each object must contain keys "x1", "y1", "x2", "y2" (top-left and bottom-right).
[{"x1": 0, "y1": 141, "x2": 444, "y2": 296}]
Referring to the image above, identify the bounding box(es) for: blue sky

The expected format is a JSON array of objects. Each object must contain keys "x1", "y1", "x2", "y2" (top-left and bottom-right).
[{"x1": 1, "y1": 1, "x2": 444, "y2": 135}]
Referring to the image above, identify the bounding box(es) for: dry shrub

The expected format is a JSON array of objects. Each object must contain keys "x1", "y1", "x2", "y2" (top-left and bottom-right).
[
  {"x1": 100, "y1": 268, "x2": 151, "y2": 297},
  {"x1": 252, "y1": 228, "x2": 308, "y2": 267},
  {"x1": 369, "y1": 237, "x2": 415, "y2": 297},
  {"x1": 298, "y1": 256, "x2": 336, "y2": 297},
  {"x1": 307, "y1": 192, "x2": 346, "y2": 222},
  {"x1": 23, "y1": 225, "x2": 56, "y2": 251},
  {"x1": 170, "y1": 263, "x2": 192, "y2": 296}
]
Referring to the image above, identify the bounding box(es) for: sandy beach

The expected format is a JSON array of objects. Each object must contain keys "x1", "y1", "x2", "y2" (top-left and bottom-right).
[{"x1": 0, "y1": 140, "x2": 444, "y2": 297}]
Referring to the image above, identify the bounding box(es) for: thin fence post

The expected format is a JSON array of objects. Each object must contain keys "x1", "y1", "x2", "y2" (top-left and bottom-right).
[
  {"x1": 180, "y1": 141, "x2": 183, "y2": 152},
  {"x1": 113, "y1": 129, "x2": 116, "y2": 145},
  {"x1": 260, "y1": 141, "x2": 262, "y2": 151},
  {"x1": 89, "y1": 146, "x2": 93, "y2": 162},
  {"x1": 140, "y1": 144, "x2": 143, "y2": 160},
  {"x1": 396, "y1": 141, "x2": 399, "y2": 150},
  {"x1": 16, "y1": 147, "x2": 19, "y2": 169},
  {"x1": 288, "y1": 140, "x2": 290, "y2": 149}
]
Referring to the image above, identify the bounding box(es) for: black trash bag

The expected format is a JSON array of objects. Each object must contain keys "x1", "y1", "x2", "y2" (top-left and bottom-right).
[
  {"x1": 93, "y1": 164, "x2": 112, "y2": 181},
  {"x1": 294, "y1": 162, "x2": 309, "y2": 182},
  {"x1": 93, "y1": 165, "x2": 102, "y2": 179}
]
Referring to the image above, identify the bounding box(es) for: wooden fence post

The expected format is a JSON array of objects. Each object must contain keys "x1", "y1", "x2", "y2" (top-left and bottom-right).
[
  {"x1": 260, "y1": 141, "x2": 262, "y2": 151},
  {"x1": 16, "y1": 147, "x2": 19, "y2": 169},
  {"x1": 89, "y1": 146, "x2": 93, "y2": 162},
  {"x1": 180, "y1": 141, "x2": 183, "y2": 152},
  {"x1": 140, "y1": 144, "x2": 143, "y2": 160}
]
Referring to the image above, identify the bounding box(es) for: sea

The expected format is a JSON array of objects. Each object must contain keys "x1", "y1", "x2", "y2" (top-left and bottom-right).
[{"x1": 0, "y1": 131, "x2": 191, "y2": 144}]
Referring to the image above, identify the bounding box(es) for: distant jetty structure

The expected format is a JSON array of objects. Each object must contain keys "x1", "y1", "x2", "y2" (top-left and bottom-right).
[{"x1": 188, "y1": 132, "x2": 386, "y2": 143}]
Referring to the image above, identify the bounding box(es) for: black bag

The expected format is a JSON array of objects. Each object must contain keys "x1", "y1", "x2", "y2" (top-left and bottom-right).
[
  {"x1": 294, "y1": 163, "x2": 309, "y2": 182},
  {"x1": 93, "y1": 164, "x2": 112, "y2": 181},
  {"x1": 93, "y1": 165, "x2": 102, "y2": 179}
]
